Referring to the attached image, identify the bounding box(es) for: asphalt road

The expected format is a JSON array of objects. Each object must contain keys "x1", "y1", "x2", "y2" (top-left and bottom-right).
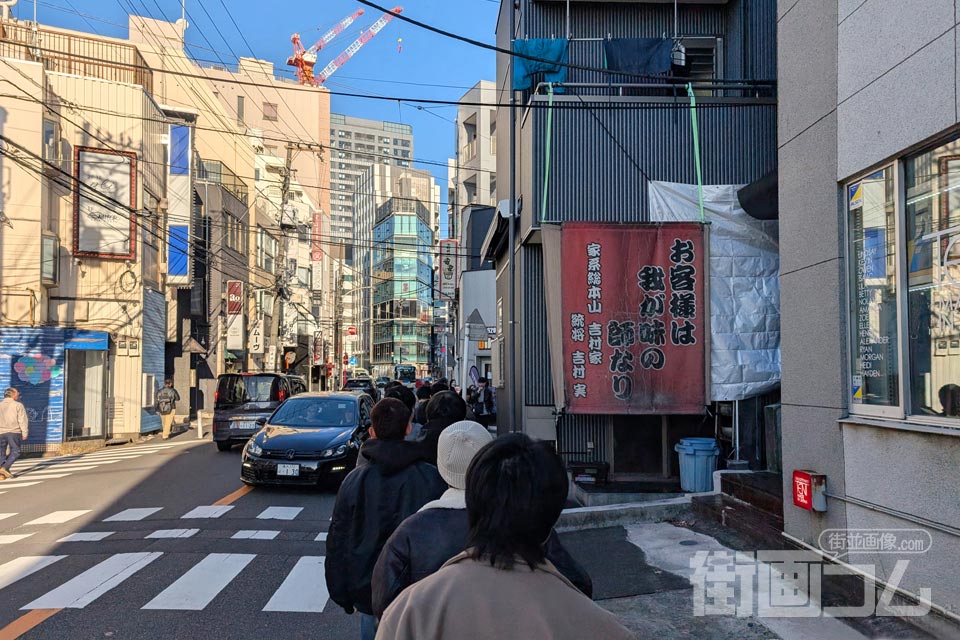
[{"x1": 0, "y1": 433, "x2": 355, "y2": 639}]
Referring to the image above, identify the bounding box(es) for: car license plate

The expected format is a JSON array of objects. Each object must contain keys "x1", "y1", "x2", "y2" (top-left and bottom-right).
[
  {"x1": 276, "y1": 463, "x2": 299, "y2": 477},
  {"x1": 231, "y1": 421, "x2": 255, "y2": 430}
]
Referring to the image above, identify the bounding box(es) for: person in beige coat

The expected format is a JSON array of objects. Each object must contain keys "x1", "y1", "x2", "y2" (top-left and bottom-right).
[
  {"x1": 376, "y1": 434, "x2": 634, "y2": 640},
  {"x1": 0, "y1": 387, "x2": 29, "y2": 479}
]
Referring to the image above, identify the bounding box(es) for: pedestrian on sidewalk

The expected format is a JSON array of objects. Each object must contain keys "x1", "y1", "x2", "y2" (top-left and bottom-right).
[
  {"x1": 0, "y1": 387, "x2": 28, "y2": 480},
  {"x1": 155, "y1": 378, "x2": 180, "y2": 440},
  {"x1": 326, "y1": 397, "x2": 446, "y2": 640},
  {"x1": 416, "y1": 391, "x2": 467, "y2": 465},
  {"x1": 471, "y1": 377, "x2": 497, "y2": 430},
  {"x1": 411, "y1": 384, "x2": 431, "y2": 432},
  {"x1": 372, "y1": 421, "x2": 592, "y2": 618},
  {"x1": 376, "y1": 433, "x2": 632, "y2": 640}
]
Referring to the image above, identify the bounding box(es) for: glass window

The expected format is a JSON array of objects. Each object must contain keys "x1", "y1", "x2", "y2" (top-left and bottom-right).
[
  {"x1": 848, "y1": 167, "x2": 899, "y2": 409},
  {"x1": 263, "y1": 102, "x2": 279, "y2": 121},
  {"x1": 905, "y1": 140, "x2": 960, "y2": 418}
]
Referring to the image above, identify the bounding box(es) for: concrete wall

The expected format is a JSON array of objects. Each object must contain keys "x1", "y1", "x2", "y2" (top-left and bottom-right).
[{"x1": 778, "y1": 0, "x2": 960, "y2": 615}]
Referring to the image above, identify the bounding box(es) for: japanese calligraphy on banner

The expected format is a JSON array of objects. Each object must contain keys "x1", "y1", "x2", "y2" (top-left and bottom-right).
[
  {"x1": 226, "y1": 280, "x2": 244, "y2": 350},
  {"x1": 561, "y1": 223, "x2": 706, "y2": 415}
]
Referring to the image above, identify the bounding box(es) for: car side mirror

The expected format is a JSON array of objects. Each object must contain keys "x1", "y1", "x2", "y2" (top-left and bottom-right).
[{"x1": 255, "y1": 417, "x2": 267, "y2": 426}]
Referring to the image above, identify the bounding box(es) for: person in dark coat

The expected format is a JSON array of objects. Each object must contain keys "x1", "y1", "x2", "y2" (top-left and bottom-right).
[
  {"x1": 372, "y1": 421, "x2": 592, "y2": 618},
  {"x1": 411, "y1": 384, "x2": 431, "y2": 428},
  {"x1": 325, "y1": 398, "x2": 446, "y2": 640},
  {"x1": 416, "y1": 391, "x2": 466, "y2": 465}
]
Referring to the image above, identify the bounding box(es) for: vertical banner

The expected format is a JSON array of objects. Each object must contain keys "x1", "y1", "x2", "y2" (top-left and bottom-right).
[
  {"x1": 561, "y1": 222, "x2": 706, "y2": 414},
  {"x1": 167, "y1": 125, "x2": 192, "y2": 285},
  {"x1": 226, "y1": 280, "x2": 245, "y2": 350},
  {"x1": 312, "y1": 208, "x2": 324, "y2": 263},
  {"x1": 439, "y1": 239, "x2": 458, "y2": 300},
  {"x1": 74, "y1": 148, "x2": 137, "y2": 259}
]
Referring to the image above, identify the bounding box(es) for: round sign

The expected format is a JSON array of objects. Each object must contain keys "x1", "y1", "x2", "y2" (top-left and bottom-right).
[{"x1": 347, "y1": 326, "x2": 357, "y2": 336}]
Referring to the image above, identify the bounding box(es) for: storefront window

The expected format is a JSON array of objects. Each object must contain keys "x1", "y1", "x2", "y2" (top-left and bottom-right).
[
  {"x1": 848, "y1": 167, "x2": 899, "y2": 408},
  {"x1": 905, "y1": 140, "x2": 960, "y2": 418}
]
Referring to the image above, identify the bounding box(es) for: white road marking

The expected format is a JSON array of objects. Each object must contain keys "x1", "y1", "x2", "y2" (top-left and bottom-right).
[
  {"x1": 146, "y1": 529, "x2": 199, "y2": 539},
  {"x1": 0, "y1": 482, "x2": 42, "y2": 490},
  {"x1": 17, "y1": 473, "x2": 72, "y2": 479},
  {"x1": 0, "y1": 556, "x2": 66, "y2": 590},
  {"x1": 23, "y1": 510, "x2": 91, "y2": 526},
  {"x1": 104, "y1": 508, "x2": 163, "y2": 522},
  {"x1": 263, "y1": 556, "x2": 328, "y2": 613},
  {"x1": 142, "y1": 553, "x2": 255, "y2": 610},
  {"x1": 20, "y1": 464, "x2": 100, "y2": 473},
  {"x1": 231, "y1": 530, "x2": 280, "y2": 540},
  {"x1": 256, "y1": 507, "x2": 303, "y2": 521},
  {"x1": 0, "y1": 513, "x2": 16, "y2": 521},
  {"x1": 23, "y1": 552, "x2": 162, "y2": 609},
  {"x1": 58, "y1": 532, "x2": 115, "y2": 542},
  {"x1": 314, "y1": 532, "x2": 327, "y2": 542},
  {"x1": 0, "y1": 534, "x2": 34, "y2": 544},
  {"x1": 181, "y1": 506, "x2": 233, "y2": 519}
]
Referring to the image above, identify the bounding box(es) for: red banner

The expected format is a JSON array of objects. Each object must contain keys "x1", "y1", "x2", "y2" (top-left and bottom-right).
[
  {"x1": 226, "y1": 280, "x2": 244, "y2": 315},
  {"x1": 312, "y1": 211, "x2": 324, "y2": 262},
  {"x1": 561, "y1": 223, "x2": 706, "y2": 415}
]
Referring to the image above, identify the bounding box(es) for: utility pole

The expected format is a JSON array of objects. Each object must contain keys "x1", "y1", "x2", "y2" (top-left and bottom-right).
[
  {"x1": 333, "y1": 265, "x2": 344, "y2": 387},
  {"x1": 270, "y1": 144, "x2": 294, "y2": 372}
]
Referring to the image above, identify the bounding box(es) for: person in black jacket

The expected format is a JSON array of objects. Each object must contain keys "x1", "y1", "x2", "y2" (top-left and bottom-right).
[
  {"x1": 415, "y1": 391, "x2": 467, "y2": 465},
  {"x1": 372, "y1": 421, "x2": 593, "y2": 618},
  {"x1": 325, "y1": 397, "x2": 446, "y2": 640}
]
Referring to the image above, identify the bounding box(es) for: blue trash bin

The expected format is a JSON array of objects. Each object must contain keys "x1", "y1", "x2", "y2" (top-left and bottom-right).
[{"x1": 674, "y1": 437, "x2": 721, "y2": 492}]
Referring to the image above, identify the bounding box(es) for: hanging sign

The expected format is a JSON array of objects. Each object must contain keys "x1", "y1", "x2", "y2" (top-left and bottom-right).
[
  {"x1": 74, "y1": 147, "x2": 136, "y2": 259},
  {"x1": 226, "y1": 280, "x2": 245, "y2": 350},
  {"x1": 439, "y1": 239, "x2": 458, "y2": 300}
]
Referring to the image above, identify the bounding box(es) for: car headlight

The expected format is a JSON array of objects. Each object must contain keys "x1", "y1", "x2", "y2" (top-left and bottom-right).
[
  {"x1": 322, "y1": 443, "x2": 349, "y2": 458},
  {"x1": 247, "y1": 442, "x2": 263, "y2": 456}
]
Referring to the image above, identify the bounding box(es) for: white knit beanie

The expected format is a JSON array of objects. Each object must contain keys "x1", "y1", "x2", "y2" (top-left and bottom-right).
[{"x1": 436, "y1": 420, "x2": 494, "y2": 490}]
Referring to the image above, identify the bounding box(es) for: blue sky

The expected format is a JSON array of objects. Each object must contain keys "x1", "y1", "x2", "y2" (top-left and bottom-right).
[{"x1": 26, "y1": 0, "x2": 499, "y2": 236}]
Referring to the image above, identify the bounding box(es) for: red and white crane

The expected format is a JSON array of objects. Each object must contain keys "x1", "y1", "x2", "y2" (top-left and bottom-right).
[
  {"x1": 287, "y1": 6, "x2": 403, "y2": 87},
  {"x1": 287, "y1": 9, "x2": 365, "y2": 85}
]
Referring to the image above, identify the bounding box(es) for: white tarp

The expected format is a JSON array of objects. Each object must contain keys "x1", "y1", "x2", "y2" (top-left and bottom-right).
[{"x1": 649, "y1": 181, "x2": 781, "y2": 401}]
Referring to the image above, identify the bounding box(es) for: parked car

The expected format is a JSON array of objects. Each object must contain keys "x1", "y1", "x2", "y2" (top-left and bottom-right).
[
  {"x1": 342, "y1": 377, "x2": 379, "y2": 401},
  {"x1": 240, "y1": 392, "x2": 374, "y2": 486},
  {"x1": 375, "y1": 376, "x2": 391, "y2": 388},
  {"x1": 213, "y1": 373, "x2": 305, "y2": 452}
]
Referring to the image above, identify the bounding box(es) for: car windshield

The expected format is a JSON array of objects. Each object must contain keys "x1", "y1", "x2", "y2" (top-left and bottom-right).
[
  {"x1": 217, "y1": 375, "x2": 276, "y2": 406},
  {"x1": 269, "y1": 398, "x2": 357, "y2": 428},
  {"x1": 343, "y1": 379, "x2": 370, "y2": 389}
]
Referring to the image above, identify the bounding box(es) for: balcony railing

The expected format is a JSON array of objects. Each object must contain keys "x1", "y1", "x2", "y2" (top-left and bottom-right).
[
  {"x1": 197, "y1": 159, "x2": 248, "y2": 205},
  {"x1": 459, "y1": 139, "x2": 477, "y2": 161},
  {"x1": 0, "y1": 22, "x2": 153, "y2": 93}
]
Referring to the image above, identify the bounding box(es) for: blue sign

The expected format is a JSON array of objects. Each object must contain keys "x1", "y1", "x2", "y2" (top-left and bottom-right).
[{"x1": 349, "y1": 357, "x2": 358, "y2": 366}]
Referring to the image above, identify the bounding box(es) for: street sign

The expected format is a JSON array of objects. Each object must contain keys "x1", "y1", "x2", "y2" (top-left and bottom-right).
[
  {"x1": 249, "y1": 324, "x2": 264, "y2": 354},
  {"x1": 347, "y1": 326, "x2": 357, "y2": 336},
  {"x1": 349, "y1": 356, "x2": 358, "y2": 366},
  {"x1": 467, "y1": 323, "x2": 486, "y2": 341}
]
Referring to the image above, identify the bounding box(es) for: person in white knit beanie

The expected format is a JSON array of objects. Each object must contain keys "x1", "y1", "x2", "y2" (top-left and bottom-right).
[{"x1": 371, "y1": 422, "x2": 592, "y2": 620}]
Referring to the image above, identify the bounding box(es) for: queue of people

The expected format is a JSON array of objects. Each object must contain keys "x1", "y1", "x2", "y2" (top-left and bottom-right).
[{"x1": 324, "y1": 384, "x2": 633, "y2": 640}]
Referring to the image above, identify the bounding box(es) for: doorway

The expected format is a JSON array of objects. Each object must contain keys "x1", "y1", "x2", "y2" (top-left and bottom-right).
[{"x1": 64, "y1": 350, "x2": 105, "y2": 440}]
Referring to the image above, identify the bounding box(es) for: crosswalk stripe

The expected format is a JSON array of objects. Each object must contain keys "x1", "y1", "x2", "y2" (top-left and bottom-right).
[
  {"x1": 146, "y1": 529, "x2": 199, "y2": 539},
  {"x1": 0, "y1": 482, "x2": 42, "y2": 490},
  {"x1": 19, "y1": 465, "x2": 100, "y2": 473},
  {"x1": 17, "y1": 473, "x2": 72, "y2": 479},
  {"x1": 231, "y1": 530, "x2": 279, "y2": 540},
  {"x1": 0, "y1": 534, "x2": 34, "y2": 544},
  {"x1": 257, "y1": 507, "x2": 303, "y2": 521},
  {"x1": 23, "y1": 511, "x2": 91, "y2": 526},
  {"x1": 0, "y1": 556, "x2": 65, "y2": 590},
  {"x1": 182, "y1": 506, "x2": 233, "y2": 519},
  {"x1": 263, "y1": 556, "x2": 328, "y2": 613},
  {"x1": 22, "y1": 552, "x2": 162, "y2": 609},
  {"x1": 0, "y1": 513, "x2": 17, "y2": 521},
  {"x1": 57, "y1": 532, "x2": 114, "y2": 542},
  {"x1": 104, "y1": 508, "x2": 162, "y2": 522},
  {"x1": 314, "y1": 532, "x2": 327, "y2": 542},
  {"x1": 142, "y1": 553, "x2": 255, "y2": 611}
]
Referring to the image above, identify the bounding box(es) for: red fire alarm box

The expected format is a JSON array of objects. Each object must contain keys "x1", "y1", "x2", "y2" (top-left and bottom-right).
[{"x1": 792, "y1": 470, "x2": 827, "y2": 512}]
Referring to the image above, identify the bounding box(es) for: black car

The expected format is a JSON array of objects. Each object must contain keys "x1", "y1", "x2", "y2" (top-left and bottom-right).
[
  {"x1": 213, "y1": 373, "x2": 306, "y2": 452},
  {"x1": 241, "y1": 392, "x2": 374, "y2": 486},
  {"x1": 375, "y1": 376, "x2": 391, "y2": 388},
  {"x1": 342, "y1": 377, "x2": 379, "y2": 401}
]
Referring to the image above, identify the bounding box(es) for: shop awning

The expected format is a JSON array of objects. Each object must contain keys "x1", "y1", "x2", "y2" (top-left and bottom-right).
[{"x1": 64, "y1": 330, "x2": 109, "y2": 350}]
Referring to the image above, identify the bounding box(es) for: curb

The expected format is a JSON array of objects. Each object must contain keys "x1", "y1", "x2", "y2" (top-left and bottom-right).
[{"x1": 556, "y1": 495, "x2": 694, "y2": 532}]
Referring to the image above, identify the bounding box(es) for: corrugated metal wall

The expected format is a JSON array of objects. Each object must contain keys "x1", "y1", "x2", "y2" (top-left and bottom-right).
[
  {"x1": 0, "y1": 328, "x2": 67, "y2": 449},
  {"x1": 556, "y1": 413, "x2": 608, "y2": 463},
  {"x1": 523, "y1": 245, "x2": 554, "y2": 405},
  {"x1": 141, "y1": 288, "x2": 165, "y2": 434},
  {"x1": 533, "y1": 101, "x2": 776, "y2": 223}
]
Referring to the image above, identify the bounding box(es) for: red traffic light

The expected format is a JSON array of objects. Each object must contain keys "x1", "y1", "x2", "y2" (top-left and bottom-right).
[{"x1": 342, "y1": 355, "x2": 349, "y2": 365}]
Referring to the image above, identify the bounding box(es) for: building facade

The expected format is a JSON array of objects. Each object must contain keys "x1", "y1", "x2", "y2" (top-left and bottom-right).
[
  {"x1": 329, "y1": 113, "x2": 413, "y2": 248},
  {"x1": 355, "y1": 164, "x2": 437, "y2": 377},
  {"x1": 779, "y1": 0, "x2": 960, "y2": 622},
  {"x1": 488, "y1": 0, "x2": 777, "y2": 469}
]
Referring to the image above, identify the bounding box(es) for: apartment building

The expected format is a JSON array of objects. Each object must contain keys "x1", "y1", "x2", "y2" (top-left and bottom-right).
[{"x1": 329, "y1": 114, "x2": 413, "y2": 249}]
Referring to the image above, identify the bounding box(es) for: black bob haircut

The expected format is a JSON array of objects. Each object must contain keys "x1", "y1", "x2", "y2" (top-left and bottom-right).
[
  {"x1": 383, "y1": 384, "x2": 416, "y2": 413},
  {"x1": 425, "y1": 390, "x2": 466, "y2": 422},
  {"x1": 370, "y1": 397, "x2": 411, "y2": 440},
  {"x1": 415, "y1": 384, "x2": 432, "y2": 400},
  {"x1": 465, "y1": 434, "x2": 568, "y2": 570}
]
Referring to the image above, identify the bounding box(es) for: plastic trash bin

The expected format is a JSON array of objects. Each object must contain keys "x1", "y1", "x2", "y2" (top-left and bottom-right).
[{"x1": 674, "y1": 437, "x2": 720, "y2": 492}]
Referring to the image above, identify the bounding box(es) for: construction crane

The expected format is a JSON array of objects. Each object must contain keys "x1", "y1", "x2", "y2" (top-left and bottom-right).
[
  {"x1": 313, "y1": 7, "x2": 403, "y2": 86},
  {"x1": 288, "y1": 9, "x2": 365, "y2": 85}
]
